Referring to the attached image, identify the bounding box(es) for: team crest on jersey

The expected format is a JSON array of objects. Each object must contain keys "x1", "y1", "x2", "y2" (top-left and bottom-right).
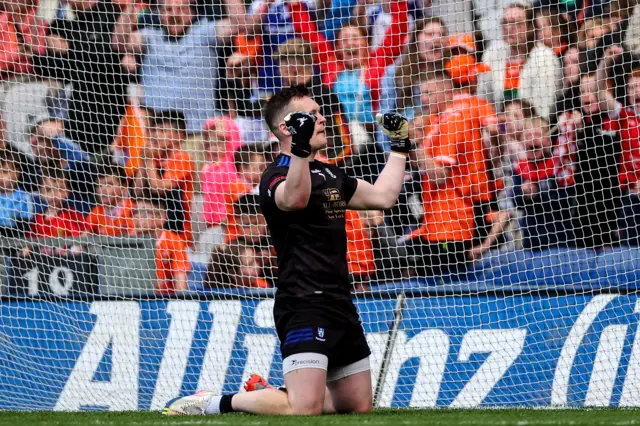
[
  {"x1": 323, "y1": 188, "x2": 341, "y2": 201},
  {"x1": 316, "y1": 328, "x2": 326, "y2": 341}
]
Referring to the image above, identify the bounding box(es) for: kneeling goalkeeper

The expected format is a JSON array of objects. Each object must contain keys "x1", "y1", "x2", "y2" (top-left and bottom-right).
[{"x1": 164, "y1": 85, "x2": 412, "y2": 416}]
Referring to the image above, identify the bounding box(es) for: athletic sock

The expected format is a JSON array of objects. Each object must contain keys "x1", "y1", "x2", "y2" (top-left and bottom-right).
[
  {"x1": 204, "y1": 394, "x2": 236, "y2": 414},
  {"x1": 220, "y1": 394, "x2": 236, "y2": 413}
]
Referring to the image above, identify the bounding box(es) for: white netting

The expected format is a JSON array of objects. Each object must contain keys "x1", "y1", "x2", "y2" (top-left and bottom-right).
[{"x1": 2, "y1": 0, "x2": 640, "y2": 411}]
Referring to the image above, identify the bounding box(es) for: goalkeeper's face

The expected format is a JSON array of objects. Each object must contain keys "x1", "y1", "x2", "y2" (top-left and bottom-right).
[{"x1": 288, "y1": 96, "x2": 328, "y2": 150}]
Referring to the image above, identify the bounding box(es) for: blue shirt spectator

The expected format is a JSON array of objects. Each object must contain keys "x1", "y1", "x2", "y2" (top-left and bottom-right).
[
  {"x1": 28, "y1": 119, "x2": 97, "y2": 215},
  {"x1": 250, "y1": 0, "x2": 316, "y2": 93},
  {"x1": 54, "y1": 136, "x2": 90, "y2": 164},
  {"x1": 139, "y1": 20, "x2": 220, "y2": 134},
  {"x1": 116, "y1": 0, "x2": 265, "y2": 134},
  {"x1": 0, "y1": 151, "x2": 34, "y2": 235},
  {"x1": 0, "y1": 190, "x2": 33, "y2": 229},
  {"x1": 323, "y1": 0, "x2": 357, "y2": 43},
  {"x1": 334, "y1": 69, "x2": 377, "y2": 125}
]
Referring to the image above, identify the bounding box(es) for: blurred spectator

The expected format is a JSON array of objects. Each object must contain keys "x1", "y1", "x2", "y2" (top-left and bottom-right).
[
  {"x1": 85, "y1": 164, "x2": 135, "y2": 236},
  {"x1": 200, "y1": 116, "x2": 243, "y2": 229},
  {"x1": 276, "y1": 38, "x2": 351, "y2": 162},
  {"x1": 554, "y1": 46, "x2": 584, "y2": 132},
  {"x1": 225, "y1": 45, "x2": 271, "y2": 144},
  {"x1": 322, "y1": 0, "x2": 356, "y2": 44},
  {"x1": 275, "y1": 37, "x2": 382, "y2": 180},
  {"x1": 0, "y1": 0, "x2": 47, "y2": 83},
  {"x1": 426, "y1": 0, "x2": 474, "y2": 35},
  {"x1": 32, "y1": 0, "x2": 131, "y2": 155},
  {"x1": 629, "y1": 63, "x2": 640, "y2": 116},
  {"x1": 357, "y1": 208, "x2": 408, "y2": 282},
  {"x1": 617, "y1": 61, "x2": 640, "y2": 245},
  {"x1": 443, "y1": 53, "x2": 503, "y2": 245},
  {"x1": 0, "y1": 149, "x2": 33, "y2": 238},
  {"x1": 131, "y1": 198, "x2": 189, "y2": 293},
  {"x1": 478, "y1": 2, "x2": 563, "y2": 120},
  {"x1": 0, "y1": 113, "x2": 39, "y2": 194},
  {"x1": 206, "y1": 193, "x2": 274, "y2": 289},
  {"x1": 562, "y1": 46, "x2": 582, "y2": 91},
  {"x1": 346, "y1": 210, "x2": 376, "y2": 291},
  {"x1": 1, "y1": 79, "x2": 53, "y2": 154},
  {"x1": 290, "y1": 0, "x2": 408, "y2": 129},
  {"x1": 27, "y1": 116, "x2": 97, "y2": 214},
  {"x1": 288, "y1": 0, "x2": 407, "y2": 181},
  {"x1": 511, "y1": 116, "x2": 576, "y2": 249},
  {"x1": 535, "y1": 5, "x2": 575, "y2": 57},
  {"x1": 223, "y1": 143, "x2": 268, "y2": 244},
  {"x1": 230, "y1": 194, "x2": 271, "y2": 247},
  {"x1": 565, "y1": 45, "x2": 638, "y2": 247},
  {"x1": 388, "y1": 18, "x2": 449, "y2": 115},
  {"x1": 246, "y1": 0, "x2": 318, "y2": 97},
  {"x1": 380, "y1": 17, "x2": 468, "y2": 149},
  {"x1": 134, "y1": 109, "x2": 195, "y2": 244},
  {"x1": 29, "y1": 167, "x2": 86, "y2": 238},
  {"x1": 206, "y1": 243, "x2": 272, "y2": 288},
  {"x1": 407, "y1": 72, "x2": 476, "y2": 275},
  {"x1": 497, "y1": 98, "x2": 536, "y2": 166},
  {"x1": 410, "y1": 71, "x2": 510, "y2": 273},
  {"x1": 110, "y1": 102, "x2": 148, "y2": 180},
  {"x1": 115, "y1": 0, "x2": 267, "y2": 134},
  {"x1": 625, "y1": 0, "x2": 640, "y2": 55},
  {"x1": 130, "y1": 197, "x2": 166, "y2": 236},
  {"x1": 579, "y1": 17, "x2": 608, "y2": 50}
]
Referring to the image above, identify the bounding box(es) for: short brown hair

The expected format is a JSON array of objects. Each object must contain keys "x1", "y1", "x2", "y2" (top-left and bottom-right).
[
  {"x1": 276, "y1": 38, "x2": 314, "y2": 66},
  {"x1": 263, "y1": 85, "x2": 312, "y2": 135}
]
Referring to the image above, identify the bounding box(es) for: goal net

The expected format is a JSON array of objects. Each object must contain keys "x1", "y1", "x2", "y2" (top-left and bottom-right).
[{"x1": 1, "y1": 0, "x2": 640, "y2": 410}]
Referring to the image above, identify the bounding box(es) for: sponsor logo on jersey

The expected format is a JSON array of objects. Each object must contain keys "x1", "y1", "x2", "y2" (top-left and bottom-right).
[
  {"x1": 316, "y1": 327, "x2": 326, "y2": 341},
  {"x1": 323, "y1": 188, "x2": 341, "y2": 201}
]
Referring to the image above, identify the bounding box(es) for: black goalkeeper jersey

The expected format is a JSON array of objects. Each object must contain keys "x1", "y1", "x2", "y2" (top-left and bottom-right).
[{"x1": 259, "y1": 154, "x2": 358, "y2": 301}]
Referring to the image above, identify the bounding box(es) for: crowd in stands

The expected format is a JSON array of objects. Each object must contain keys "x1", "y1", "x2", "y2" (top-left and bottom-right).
[{"x1": 2, "y1": 0, "x2": 640, "y2": 294}]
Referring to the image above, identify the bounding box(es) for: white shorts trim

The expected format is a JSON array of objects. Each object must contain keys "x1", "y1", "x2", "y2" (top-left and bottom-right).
[
  {"x1": 283, "y1": 353, "x2": 328, "y2": 375},
  {"x1": 327, "y1": 357, "x2": 371, "y2": 383}
]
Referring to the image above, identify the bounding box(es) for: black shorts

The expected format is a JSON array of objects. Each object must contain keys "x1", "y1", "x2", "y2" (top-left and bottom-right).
[{"x1": 274, "y1": 296, "x2": 371, "y2": 369}]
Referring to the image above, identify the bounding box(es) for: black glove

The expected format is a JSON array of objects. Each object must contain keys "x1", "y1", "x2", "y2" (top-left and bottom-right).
[
  {"x1": 376, "y1": 112, "x2": 411, "y2": 154},
  {"x1": 284, "y1": 111, "x2": 317, "y2": 158}
]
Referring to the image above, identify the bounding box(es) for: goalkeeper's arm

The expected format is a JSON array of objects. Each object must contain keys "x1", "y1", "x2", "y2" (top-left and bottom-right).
[
  {"x1": 274, "y1": 112, "x2": 316, "y2": 211},
  {"x1": 348, "y1": 113, "x2": 412, "y2": 211}
]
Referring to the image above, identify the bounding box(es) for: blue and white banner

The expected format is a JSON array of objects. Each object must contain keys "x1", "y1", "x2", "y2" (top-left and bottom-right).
[{"x1": 2, "y1": 294, "x2": 640, "y2": 410}]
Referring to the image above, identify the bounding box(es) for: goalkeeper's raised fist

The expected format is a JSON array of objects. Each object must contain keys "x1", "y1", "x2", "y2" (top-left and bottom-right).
[
  {"x1": 284, "y1": 111, "x2": 316, "y2": 158},
  {"x1": 376, "y1": 112, "x2": 411, "y2": 154}
]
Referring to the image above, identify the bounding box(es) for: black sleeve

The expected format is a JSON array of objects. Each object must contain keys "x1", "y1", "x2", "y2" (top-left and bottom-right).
[
  {"x1": 341, "y1": 168, "x2": 358, "y2": 202},
  {"x1": 259, "y1": 166, "x2": 288, "y2": 205}
]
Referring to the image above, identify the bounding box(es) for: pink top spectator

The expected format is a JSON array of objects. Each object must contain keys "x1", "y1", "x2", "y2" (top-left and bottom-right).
[{"x1": 200, "y1": 116, "x2": 244, "y2": 226}]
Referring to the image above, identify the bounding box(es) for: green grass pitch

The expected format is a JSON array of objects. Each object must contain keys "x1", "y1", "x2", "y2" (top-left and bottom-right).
[{"x1": 2, "y1": 409, "x2": 640, "y2": 426}]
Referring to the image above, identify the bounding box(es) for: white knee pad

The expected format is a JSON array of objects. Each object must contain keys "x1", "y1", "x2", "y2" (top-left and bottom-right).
[{"x1": 326, "y1": 357, "x2": 371, "y2": 383}]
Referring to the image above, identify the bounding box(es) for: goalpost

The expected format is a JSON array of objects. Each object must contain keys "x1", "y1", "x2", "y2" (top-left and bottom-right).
[{"x1": 1, "y1": 0, "x2": 640, "y2": 410}]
